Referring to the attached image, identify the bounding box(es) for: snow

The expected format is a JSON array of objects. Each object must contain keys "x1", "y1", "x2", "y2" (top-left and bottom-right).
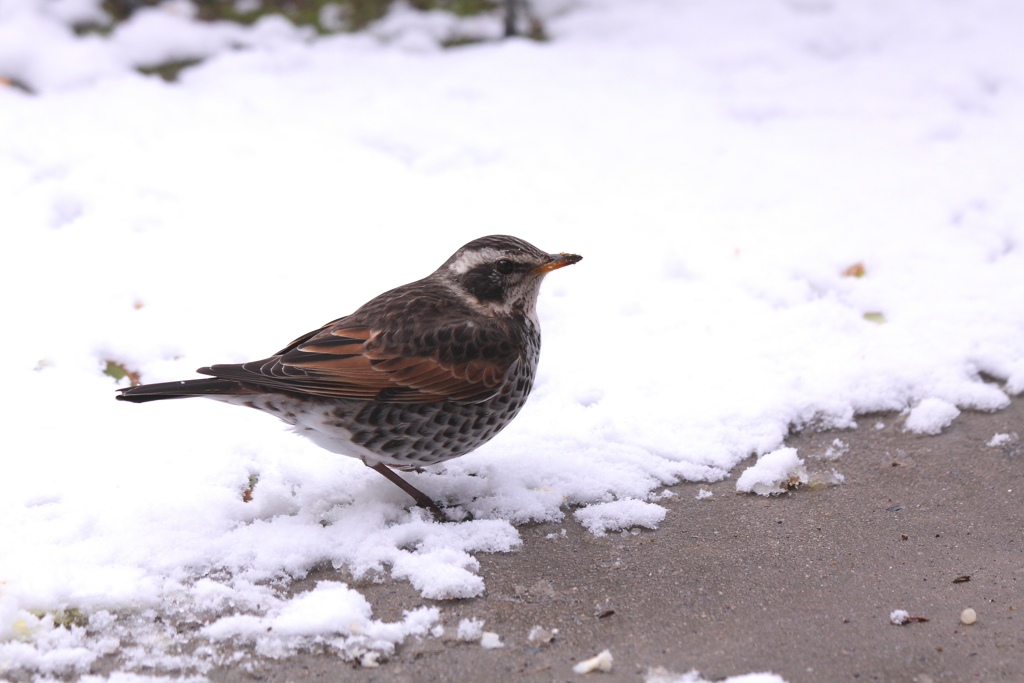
[
  {"x1": 0, "y1": 0, "x2": 307, "y2": 91},
  {"x1": 200, "y1": 581, "x2": 438, "y2": 659},
  {"x1": 4, "y1": 0, "x2": 1024, "y2": 677},
  {"x1": 806, "y1": 468, "x2": 844, "y2": 489},
  {"x1": 820, "y1": 438, "x2": 849, "y2": 460},
  {"x1": 647, "y1": 670, "x2": 787, "y2": 683},
  {"x1": 904, "y1": 398, "x2": 961, "y2": 434},
  {"x1": 527, "y1": 625, "x2": 557, "y2": 644},
  {"x1": 987, "y1": 432, "x2": 1017, "y2": 447},
  {"x1": 573, "y1": 649, "x2": 613, "y2": 674},
  {"x1": 479, "y1": 631, "x2": 504, "y2": 649},
  {"x1": 456, "y1": 617, "x2": 484, "y2": 641},
  {"x1": 889, "y1": 609, "x2": 911, "y2": 625},
  {"x1": 573, "y1": 499, "x2": 668, "y2": 536},
  {"x1": 736, "y1": 448, "x2": 808, "y2": 496}
]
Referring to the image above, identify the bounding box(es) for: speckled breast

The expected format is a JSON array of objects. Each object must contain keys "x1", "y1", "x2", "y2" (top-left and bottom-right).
[{"x1": 341, "y1": 355, "x2": 537, "y2": 468}]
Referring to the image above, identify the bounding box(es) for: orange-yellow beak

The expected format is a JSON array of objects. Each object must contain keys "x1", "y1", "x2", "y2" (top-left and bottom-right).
[{"x1": 531, "y1": 252, "x2": 583, "y2": 274}]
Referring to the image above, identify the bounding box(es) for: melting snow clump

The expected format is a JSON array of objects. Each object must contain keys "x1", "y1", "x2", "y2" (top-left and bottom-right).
[
  {"x1": 904, "y1": 398, "x2": 960, "y2": 434},
  {"x1": 456, "y1": 618, "x2": 484, "y2": 642},
  {"x1": 987, "y1": 433, "x2": 1017, "y2": 447},
  {"x1": 527, "y1": 625, "x2": 557, "y2": 645},
  {"x1": 479, "y1": 631, "x2": 503, "y2": 649},
  {"x1": 201, "y1": 582, "x2": 438, "y2": 661},
  {"x1": 736, "y1": 448, "x2": 807, "y2": 496},
  {"x1": 573, "y1": 649, "x2": 613, "y2": 674},
  {"x1": 821, "y1": 438, "x2": 849, "y2": 460},
  {"x1": 806, "y1": 469, "x2": 844, "y2": 489},
  {"x1": 573, "y1": 500, "x2": 667, "y2": 536}
]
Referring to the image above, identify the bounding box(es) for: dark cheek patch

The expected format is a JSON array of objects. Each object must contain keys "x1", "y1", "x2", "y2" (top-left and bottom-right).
[{"x1": 462, "y1": 265, "x2": 506, "y2": 303}]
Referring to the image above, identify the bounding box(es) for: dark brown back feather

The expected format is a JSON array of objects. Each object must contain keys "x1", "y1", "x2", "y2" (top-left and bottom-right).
[{"x1": 197, "y1": 279, "x2": 526, "y2": 404}]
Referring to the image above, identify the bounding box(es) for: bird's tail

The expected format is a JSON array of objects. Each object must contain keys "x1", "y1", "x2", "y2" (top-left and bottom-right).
[{"x1": 116, "y1": 378, "x2": 247, "y2": 403}]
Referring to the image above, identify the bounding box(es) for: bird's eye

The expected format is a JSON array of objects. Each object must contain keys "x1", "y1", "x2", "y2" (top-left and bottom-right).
[{"x1": 494, "y1": 259, "x2": 515, "y2": 275}]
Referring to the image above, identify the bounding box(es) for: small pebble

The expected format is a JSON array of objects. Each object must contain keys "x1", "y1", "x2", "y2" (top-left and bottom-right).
[{"x1": 960, "y1": 608, "x2": 977, "y2": 625}]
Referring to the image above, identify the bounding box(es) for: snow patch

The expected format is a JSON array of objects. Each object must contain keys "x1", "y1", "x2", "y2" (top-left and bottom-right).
[
  {"x1": 479, "y1": 631, "x2": 503, "y2": 649},
  {"x1": 904, "y1": 398, "x2": 961, "y2": 434},
  {"x1": 573, "y1": 500, "x2": 667, "y2": 537},
  {"x1": 821, "y1": 438, "x2": 849, "y2": 460},
  {"x1": 736, "y1": 448, "x2": 808, "y2": 496},
  {"x1": 573, "y1": 649, "x2": 613, "y2": 674},
  {"x1": 201, "y1": 582, "x2": 438, "y2": 661},
  {"x1": 456, "y1": 618, "x2": 484, "y2": 641},
  {"x1": 987, "y1": 432, "x2": 1017, "y2": 447}
]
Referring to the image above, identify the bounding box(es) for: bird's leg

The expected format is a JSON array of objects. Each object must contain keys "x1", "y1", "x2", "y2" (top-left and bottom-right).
[{"x1": 369, "y1": 463, "x2": 447, "y2": 522}]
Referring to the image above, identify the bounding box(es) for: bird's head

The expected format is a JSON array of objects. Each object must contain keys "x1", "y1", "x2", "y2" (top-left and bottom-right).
[{"x1": 437, "y1": 235, "x2": 582, "y2": 317}]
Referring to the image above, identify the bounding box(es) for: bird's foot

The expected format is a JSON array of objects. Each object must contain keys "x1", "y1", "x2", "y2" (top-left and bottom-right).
[{"x1": 371, "y1": 463, "x2": 472, "y2": 523}]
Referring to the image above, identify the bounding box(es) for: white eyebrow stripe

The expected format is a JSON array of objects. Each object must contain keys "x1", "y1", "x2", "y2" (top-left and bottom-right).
[{"x1": 447, "y1": 247, "x2": 506, "y2": 275}]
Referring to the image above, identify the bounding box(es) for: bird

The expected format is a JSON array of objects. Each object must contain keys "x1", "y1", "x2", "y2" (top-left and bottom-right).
[{"x1": 117, "y1": 235, "x2": 582, "y2": 520}]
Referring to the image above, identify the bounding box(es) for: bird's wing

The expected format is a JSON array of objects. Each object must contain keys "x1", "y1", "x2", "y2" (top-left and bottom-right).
[
  {"x1": 198, "y1": 321, "x2": 519, "y2": 404},
  {"x1": 271, "y1": 315, "x2": 349, "y2": 356}
]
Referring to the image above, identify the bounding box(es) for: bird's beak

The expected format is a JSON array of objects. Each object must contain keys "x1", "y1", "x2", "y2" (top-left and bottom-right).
[{"x1": 531, "y1": 252, "x2": 583, "y2": 274}]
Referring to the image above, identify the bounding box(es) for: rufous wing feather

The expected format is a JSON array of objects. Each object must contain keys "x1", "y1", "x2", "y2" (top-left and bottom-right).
[{"x1": 198, "y1": 321, "x2": 518, "y2": 404}]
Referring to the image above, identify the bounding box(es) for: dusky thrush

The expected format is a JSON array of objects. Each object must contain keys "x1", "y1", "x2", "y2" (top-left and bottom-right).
[{"x1": 117, "y1": 235, "x2": 582, "y2": 519}]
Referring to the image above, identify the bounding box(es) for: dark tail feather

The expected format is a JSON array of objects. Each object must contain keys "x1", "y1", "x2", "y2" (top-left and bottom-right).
[{"x1": 116, "y1": 378, "x2": 247, "y2": 403}]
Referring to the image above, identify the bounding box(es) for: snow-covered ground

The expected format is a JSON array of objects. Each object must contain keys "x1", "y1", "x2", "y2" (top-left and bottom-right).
[{"x1": 2, "y1": 0, "x2": 1023, "y2": 678}]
